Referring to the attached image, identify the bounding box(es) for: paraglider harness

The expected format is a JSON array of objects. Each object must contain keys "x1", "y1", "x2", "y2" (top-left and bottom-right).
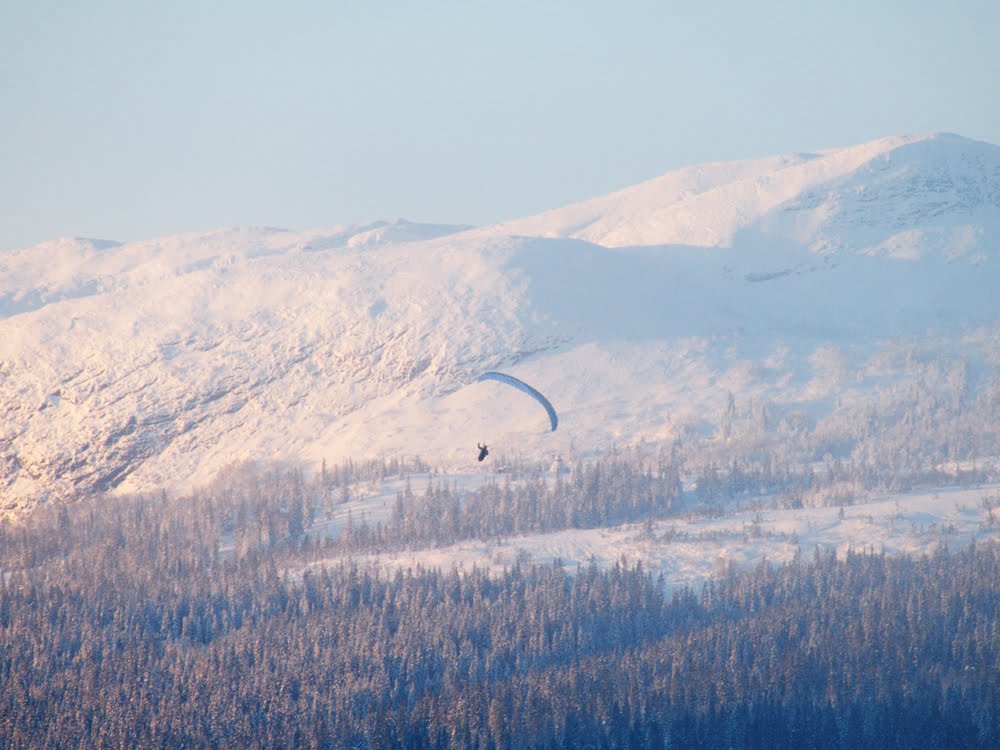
[{"x1": 477, "y1": 443, "x2": 489, "y2": 462}]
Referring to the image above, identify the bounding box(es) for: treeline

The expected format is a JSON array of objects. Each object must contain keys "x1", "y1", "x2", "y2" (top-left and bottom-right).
[
  {"x1": 160, "y1": 351, "x2": 1000, "y2": 559},
  {"x1": 337, "y1": 454, "x2": 682, "y2": 554},
  {"x1": 319, "y1": 355, "x2": 1000, "y2": 553},
  {"x1": 324, "y1": 447, "x2": 997, "y2": 556},
  {"x1": 165, "y1": 446, "x2": 998, "y2": 563},
  {"x1": 688, "y1": 448, "x2": 998, "y2": 512},
  {"x1": 705, "y1": 352, "x2": 1000, "y2": 507},
  {"x1": 0, "y1": 488, "x2": 997, "y2": 748}
]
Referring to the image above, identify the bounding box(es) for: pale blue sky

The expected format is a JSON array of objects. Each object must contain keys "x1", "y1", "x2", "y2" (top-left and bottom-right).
[{"x1": 2, "y1": 1, "x2": 998, "y2": 250}]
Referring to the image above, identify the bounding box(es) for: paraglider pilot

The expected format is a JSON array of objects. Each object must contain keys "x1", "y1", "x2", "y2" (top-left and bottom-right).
[{"x1": 477, "y1": 443, "x2": 489, "y2": 462}]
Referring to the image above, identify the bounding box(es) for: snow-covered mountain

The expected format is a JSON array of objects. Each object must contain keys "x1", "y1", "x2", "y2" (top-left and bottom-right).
[
  {"x1": 2, "y1": 133, "x2": 999, "y2": 512},
  {"x1": 491, "y1": 132, "x2": 1000, "y2": 258}
]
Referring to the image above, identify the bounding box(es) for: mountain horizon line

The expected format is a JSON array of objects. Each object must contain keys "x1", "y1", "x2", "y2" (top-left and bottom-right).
[{"x1": 9, "y1": 130, "x2": 997, "y2": 255}]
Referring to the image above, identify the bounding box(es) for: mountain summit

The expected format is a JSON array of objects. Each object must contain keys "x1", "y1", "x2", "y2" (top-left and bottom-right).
[
  {"x1": 492, "y1": 132, "x2": 1000, "y2": 259},
  {"x1": 2, "y1": 134, "x2": 998, "y2": 511}
]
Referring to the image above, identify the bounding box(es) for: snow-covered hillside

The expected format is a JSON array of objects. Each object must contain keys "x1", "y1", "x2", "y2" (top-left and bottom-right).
[
  {"x1": 2, "y1": 133, "x2": 999, "y2": 512},
  {"x1": 491, "y1": 132, "x2": 1000, "y2": 258}
]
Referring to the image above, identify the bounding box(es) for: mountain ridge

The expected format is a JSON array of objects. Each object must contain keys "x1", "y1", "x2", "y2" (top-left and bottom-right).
[
  {"x1": 487, "y1": 132, "x2": 1000, "y2": 257},
  {"x1": 2, "y1": 133, "x2": 998, "y2": 512}
]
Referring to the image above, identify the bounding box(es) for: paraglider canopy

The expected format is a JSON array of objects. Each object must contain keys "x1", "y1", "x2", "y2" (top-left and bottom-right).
[{"x1": 477, "y1": 371, "x2": 558, "y2": 432}]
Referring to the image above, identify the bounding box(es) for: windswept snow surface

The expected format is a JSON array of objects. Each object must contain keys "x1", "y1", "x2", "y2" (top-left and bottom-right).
[{"x1": 2, "y1": 133, "x2": 999, "y2": 512}]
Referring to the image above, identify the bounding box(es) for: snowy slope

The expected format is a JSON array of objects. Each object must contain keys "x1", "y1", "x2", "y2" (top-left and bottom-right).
[
  {"x1": 333, "y1": 482, "x2": 1000, "y2": 592},
  {"x1": 490, "y1": 132, "x2": 1000, "y2": 260},
  {"x1": 1, "y1": 133, "x2": 999, "y2": 511}
]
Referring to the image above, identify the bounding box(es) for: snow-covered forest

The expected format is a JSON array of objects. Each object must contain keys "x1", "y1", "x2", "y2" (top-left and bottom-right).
[
  {"x1": 1, "y1": 484, "x2": 996, "y2": 748},
  {"x1": 2, "y1": 344, "x2": 999, "y2": 747}
]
